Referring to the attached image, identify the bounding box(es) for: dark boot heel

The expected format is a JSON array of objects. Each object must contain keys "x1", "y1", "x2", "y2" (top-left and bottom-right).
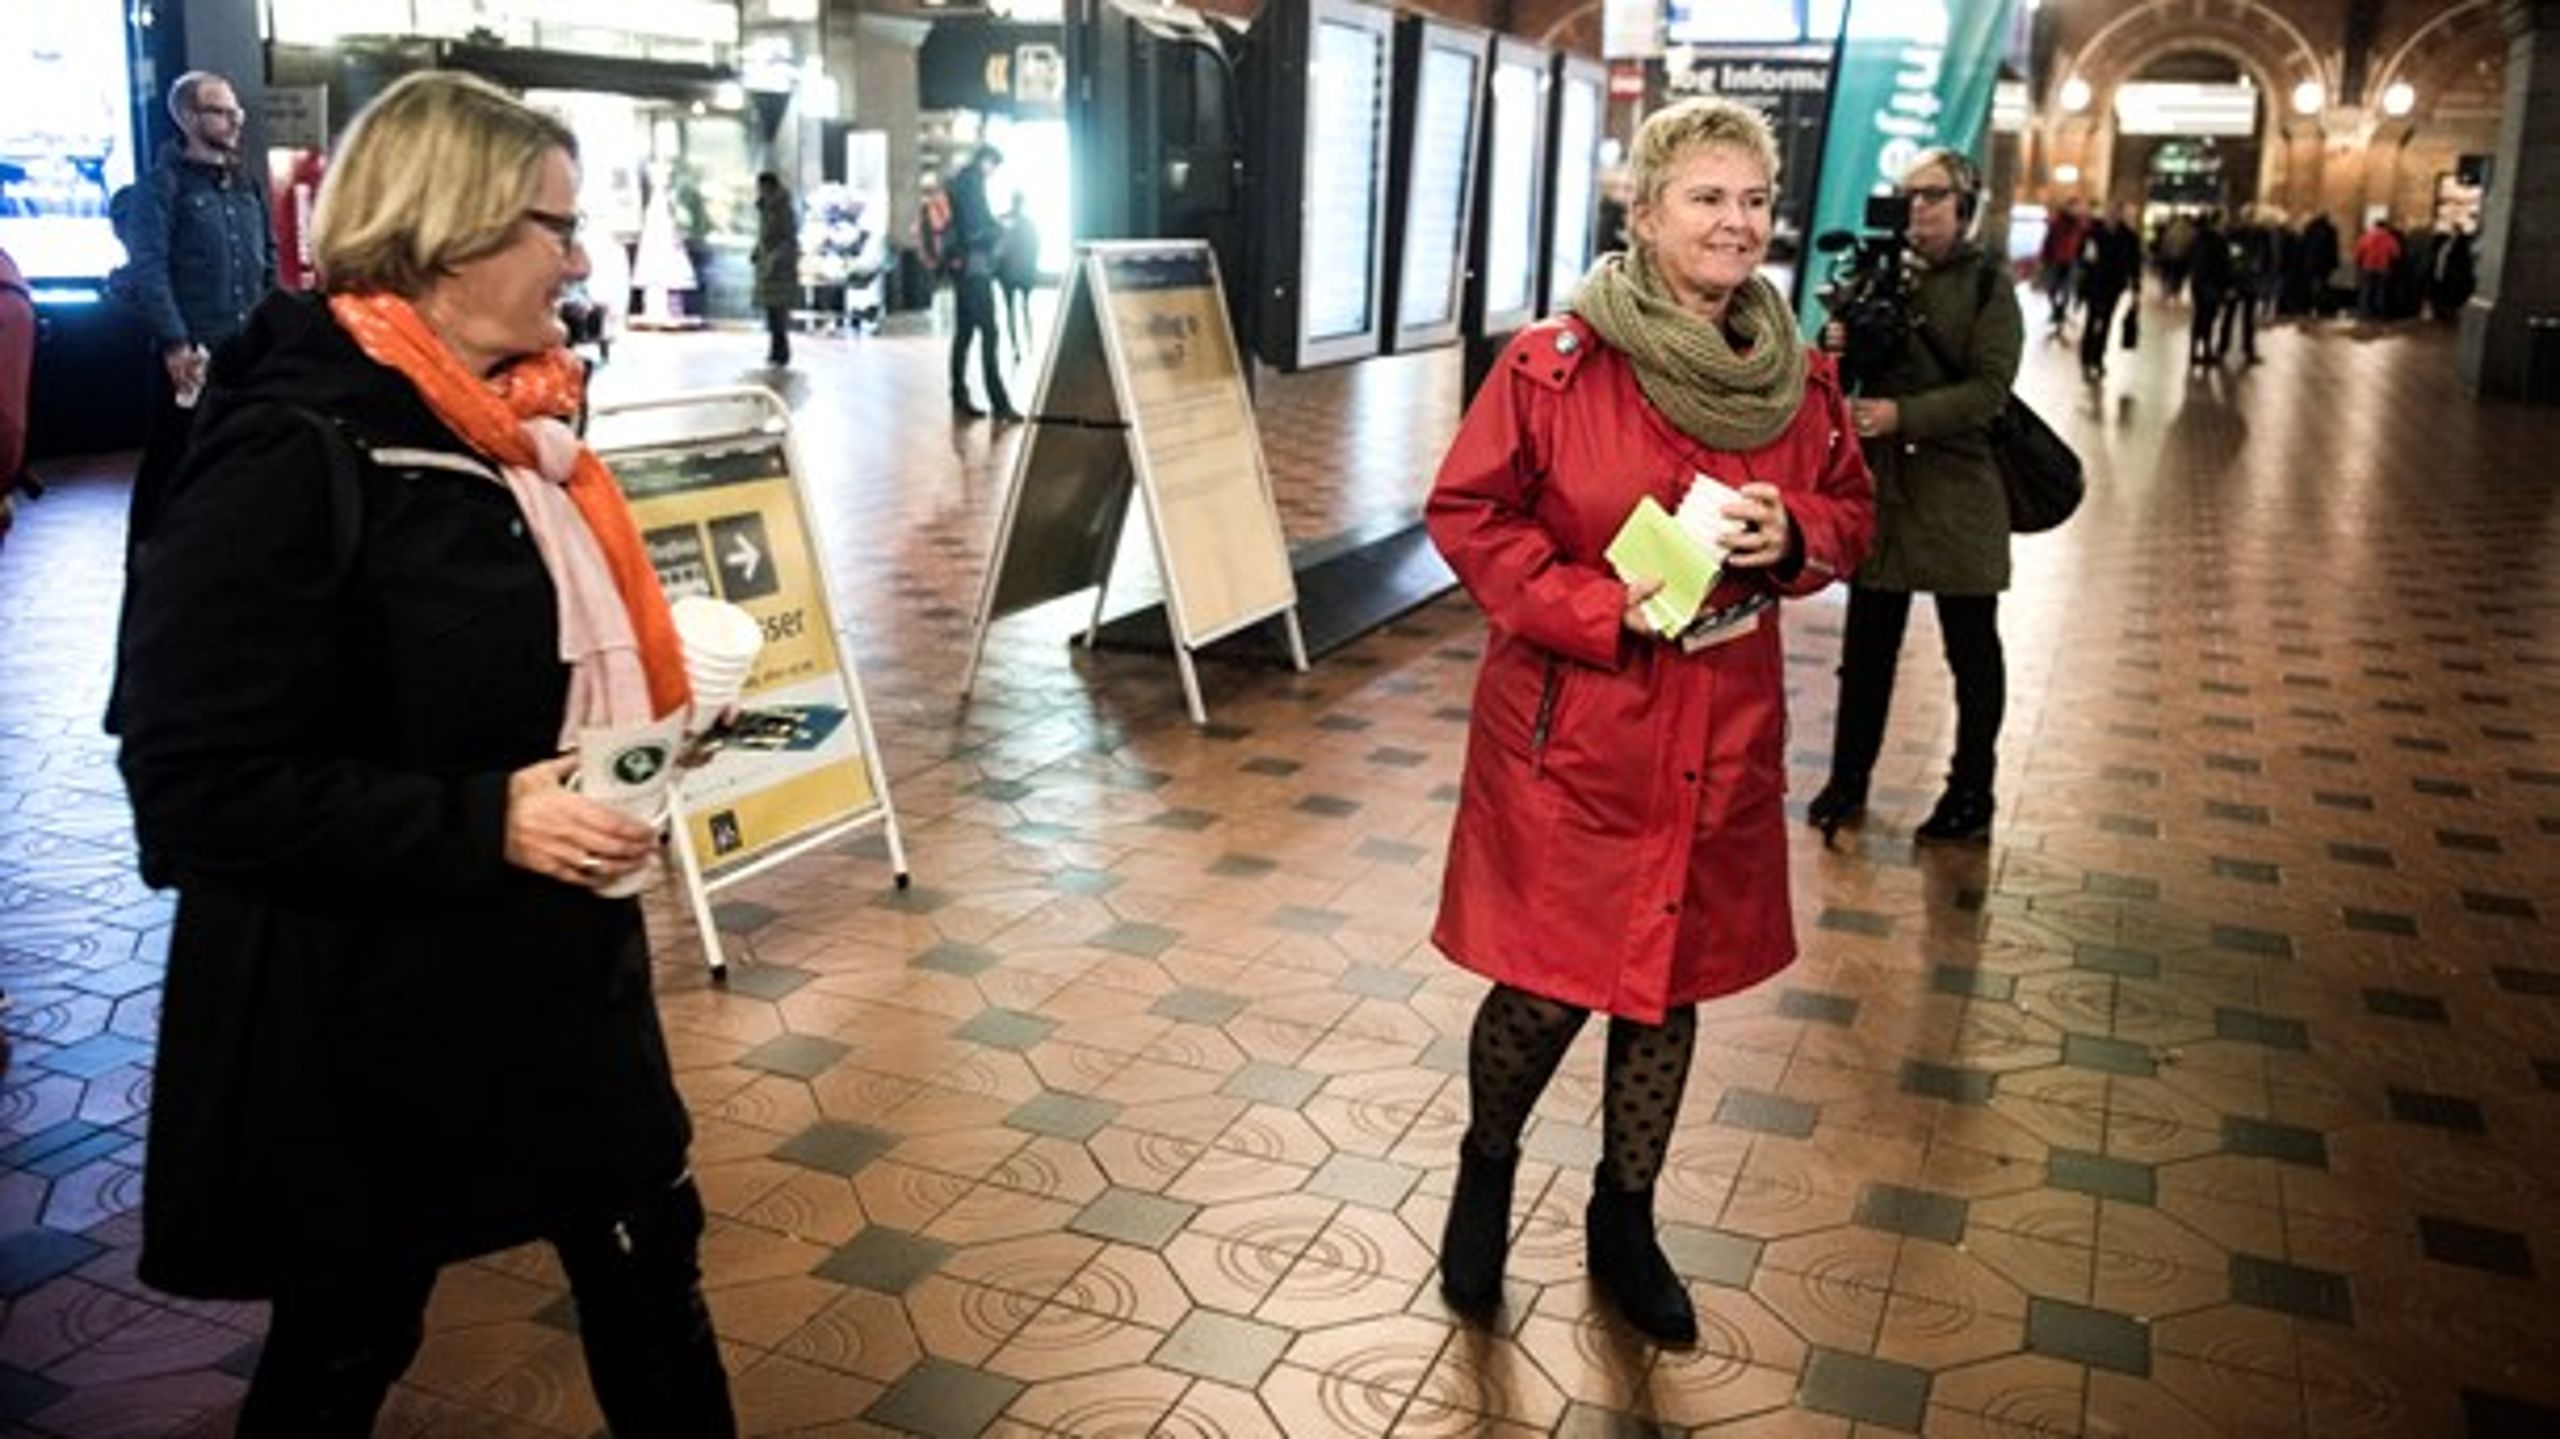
[
  {"x1": 1585, "y1": 1180, "x2": 1698, "y2": 1346},
  {"x1": 1805, "y1": 776, "x2": 1869, "y2": 840},
  {"x1": 1914, "y1": 787, "x2": 1996, "y2": 844},
  {"x1": 1439, "y1": 1140, "x2": 1518, "y2": 1321}
]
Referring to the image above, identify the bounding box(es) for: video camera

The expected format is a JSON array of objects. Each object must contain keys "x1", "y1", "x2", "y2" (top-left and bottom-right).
[{"x1": 1816, "y1": 192, "x2": 1916, "y2": 389}]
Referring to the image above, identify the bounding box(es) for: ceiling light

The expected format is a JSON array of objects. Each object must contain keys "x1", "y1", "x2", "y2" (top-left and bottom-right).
[
  {"x1": 2059, "y1": 77, "x2": 2091, "y2": 113},
  {"x1": 2292, "y1": 80, "x2": 2324, "y2": 116},
  {"x1": 2382, "y1": 81, "x2": 2415, "y2": 117}
]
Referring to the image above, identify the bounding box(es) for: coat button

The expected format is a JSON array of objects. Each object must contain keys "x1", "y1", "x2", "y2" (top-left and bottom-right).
[
  {"x1": 1662, "y1": 901, "x2": 1679, "y2": 915},
  {"x1": 1684, "y1": 770, "x2": 1699, "y2": 783},
  {"x1": 509, "y1": 518, "x2": 526, "y2": 539}
]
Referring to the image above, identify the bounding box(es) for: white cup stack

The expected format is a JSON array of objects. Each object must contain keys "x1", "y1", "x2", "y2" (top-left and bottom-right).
[{"x1": 669, "y1": 595, "x2": 764, "y2": 729}]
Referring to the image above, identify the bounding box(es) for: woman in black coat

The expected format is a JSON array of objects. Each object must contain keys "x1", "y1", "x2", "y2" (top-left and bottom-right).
[{"x1": 115, "y1": 72, "x2": 733, "y2": 1435}]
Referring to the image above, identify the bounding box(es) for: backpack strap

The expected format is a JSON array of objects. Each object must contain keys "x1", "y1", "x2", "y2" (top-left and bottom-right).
[{"x1": 283, "y1": 405, "x2": 369, "y2": 591}]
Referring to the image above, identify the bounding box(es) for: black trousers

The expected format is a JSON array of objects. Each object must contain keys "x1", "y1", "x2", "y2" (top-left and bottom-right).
[
  {"x1": 1826, "y1": 584, "x2": 2006, "y2": 794},
  {"x1": 2214, "y1": 286, "x2": 2257, "y2": 357},
  {"x1": 763, "y1": 305, "x2": 791, "y2": 364},
  {"x1": 948, "y1": 272, "x2": 1011, "y2": 413},
  {"x1": 2080, "y1": 287, "x2": 2124, "y2": 373},
  {"x1": 236, "y1": 1178, "x2": 734, "y2": 1438}
]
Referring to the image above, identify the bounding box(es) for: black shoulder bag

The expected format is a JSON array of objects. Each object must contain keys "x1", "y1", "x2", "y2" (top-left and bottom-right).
[{"x1": 1911, "y1": 264, "x2": 2085, "y2": 534}]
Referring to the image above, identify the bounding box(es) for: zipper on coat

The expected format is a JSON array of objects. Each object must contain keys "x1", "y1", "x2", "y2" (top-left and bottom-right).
[{"x1": 1530, "y1": 657, "x2": 1560, "y2": 774}]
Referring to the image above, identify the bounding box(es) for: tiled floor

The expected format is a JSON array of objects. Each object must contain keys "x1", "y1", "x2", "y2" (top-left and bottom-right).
[{"x1": 3, "y1": 295, "x2": 2558, "y2": 1437}]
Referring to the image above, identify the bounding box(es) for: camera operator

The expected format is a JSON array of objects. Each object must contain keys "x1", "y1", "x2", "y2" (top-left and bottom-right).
[{"x1": 1810, "y1": 147, "x2": 2024, "y2": 845}]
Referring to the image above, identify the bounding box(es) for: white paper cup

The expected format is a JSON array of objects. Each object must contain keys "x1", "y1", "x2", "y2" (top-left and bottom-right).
[
  {"x1": 571, "y1": 715, "x2": 683, "y2": 897},
  {"x1": 671, "y1": 596, "x2": 764, "y2": 730}
]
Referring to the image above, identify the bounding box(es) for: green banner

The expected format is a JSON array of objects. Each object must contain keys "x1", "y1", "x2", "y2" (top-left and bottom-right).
[{"x1": 1798, "y1": 0, "x2": 2016, "y2": 338}]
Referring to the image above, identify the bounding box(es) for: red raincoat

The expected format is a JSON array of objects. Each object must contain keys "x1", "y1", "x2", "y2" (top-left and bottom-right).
[{"x1": 1427, "y1": 315, "x2": 1874, "y2": 1023}]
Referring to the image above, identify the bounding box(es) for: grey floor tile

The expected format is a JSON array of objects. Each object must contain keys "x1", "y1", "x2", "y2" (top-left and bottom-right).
[
  {"x1": 2417, "y1": 1216, "x2": 2537, "y2": 1279},
  {"x1": 1070, "y1": 1188, "x2": 1200, "y2": 1251},
  {"x1": 1152, "y1": 987, "x2": 1250, "y2": 1025},
  {"x1": 954, "y1": 1007, "x2": 1061, "y2": 1051},
  {"x1": 1154, "y1": 1310, "x2": 1291, "y2": 1388},
  {"x1": 1221, "y1": 1061, "x2": 1326, "y2": 1107},
  {"x1": 914, "y1": 940, "x2": 1001, "y2": 977},
  {"x1": 1715, "y1": 1088, "x2": 1818, "y2": 1138},
  {"x1": 1007, "y1": 1090, "x2": 1123, "y2": 1142},
  {"x1": 774, "y1": 1120, "x2": 899, "y2": 1178},
  {"x1": 1854, "y1": 1182, "x2": 1968, "y2": 1245},
  {"x1": 862, "y1": 1357, "x2": 1026, "y2": 1437},
  {"x1": 2048, "y1": 1149, "x2": 2157, "y2": 1205},
  {"x1": 2229, "y1": 1252, "x2": 2355, "y2": 1326},
  {"x1": 2026, "y1": 1296, "x2": 2152, "y2": 1376},
  {"x1": 1798, "y1": 1346, "x2": 1932, "y2": 1430},
  {"x1": 1305, "y1": 1154, "x2": 1421, "y2": 1210},
  {"x1": 814, "y1": 1226, "x2": 954, "y2": 1295},
  {"x1": 737, "y1": 1032, "x2": 852, "y2": 1080}
]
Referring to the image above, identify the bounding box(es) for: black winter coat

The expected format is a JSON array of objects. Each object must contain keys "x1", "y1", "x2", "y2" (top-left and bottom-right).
[{"x1": 117, "y1": 292, "x2": 692, "y2": 1299}]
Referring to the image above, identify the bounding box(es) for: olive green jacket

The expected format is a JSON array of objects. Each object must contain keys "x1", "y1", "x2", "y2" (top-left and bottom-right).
[{"x1": 1857, "y1": 242, "x2": 2023, "y2": 595}]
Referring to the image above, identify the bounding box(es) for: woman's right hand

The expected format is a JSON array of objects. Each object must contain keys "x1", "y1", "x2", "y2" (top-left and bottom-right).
[
  {"x1": 1621, "y1": 576, "x2": 1665, "y2": 635},
  {"x1": 503, "y1": 755, "x2": 658, "y2": 889}
]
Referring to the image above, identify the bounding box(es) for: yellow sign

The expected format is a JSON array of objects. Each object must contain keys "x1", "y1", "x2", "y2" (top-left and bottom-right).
[{"x1": 612, "y1": 437, "x2": 879, "y2": 875}]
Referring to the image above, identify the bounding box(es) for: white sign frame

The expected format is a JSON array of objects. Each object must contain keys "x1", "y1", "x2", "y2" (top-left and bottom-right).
[
  {"x1": 590, "y1": 386, "x2": 910, "y2": 979},
  {"x1": 963, "y1": 240, "x2": 1308, "y2": 725}
]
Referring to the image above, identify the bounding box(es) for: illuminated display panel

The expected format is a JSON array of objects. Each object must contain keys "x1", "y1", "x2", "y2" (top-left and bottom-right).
[
  {"x1": 1, "y1": 6, "x2": 136, "y2": 284},
  {"x1": 1246, "y1": 0, "x2": 1395, "y2": 371},
  {"x1": 1473, "y1": 37, "x2": 1549, "y2": 333},
  {"x1": 1299, "y1": 11, "x2": 1389, "y2": 347},
  {"x1": 1384, "y1": 17, "x2": 1485, "y2": 350},
  {"x1": 1545, "y1": 55, "x2": 1603, "y2": 314}
]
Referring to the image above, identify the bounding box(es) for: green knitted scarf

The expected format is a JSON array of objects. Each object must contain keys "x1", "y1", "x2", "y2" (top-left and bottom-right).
[{"x1": 1571, "y1": 249, "x2": 1807, "y2": 452}]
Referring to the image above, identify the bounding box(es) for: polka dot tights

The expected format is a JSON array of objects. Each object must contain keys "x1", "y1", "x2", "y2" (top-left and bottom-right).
[{"x1": 1462, "y1": 983, "x2": 1700, "y2": 1192}]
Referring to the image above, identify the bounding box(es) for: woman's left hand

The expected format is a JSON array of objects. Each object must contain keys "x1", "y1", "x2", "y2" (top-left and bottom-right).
[
  {"x1": 1718, "y1": 483, "x2": 1795, "y2": 569},
  {"x1": 1850, "y1": 398, "x2": 1900, "y2": 439}
]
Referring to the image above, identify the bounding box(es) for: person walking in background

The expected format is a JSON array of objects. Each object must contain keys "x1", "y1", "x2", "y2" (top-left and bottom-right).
[
  {"x1": 114, "y1": 72, "x2": 734, "y2": 1435},
  {"x1": 943, "y1": 144, "x2": 1016, "y2": 422},
  {"x1": 2185, "y1": 210, "x2": 2232, "y2": 366},
  {"x1": 2218, "y1": 209, "x2": 2267, "y2": 361},
  {"x1": 2354, "y1": 217, "x2": 2400, "y2": 320},
  {"x1": 122, "y1": 70, "x2": 276, "y2": 550},
  {"x1": 1426, "y1": 97, "x2": 1873, "y2": 1347},
  {"x1": 1809, "y1": 145, "x2": 2024, "y2": 846},
  {"x1": 2298, "y1": 210, "x2": 2341, "y2": 316},
  {"x1": 993, "y1": 193, "x2": 1040, "y2": 365},
  {"x1": 2037, "y1": 194, "x2": 2089, "y2": 336},
  {"x1": 752, "y1": 171, "x2": 800, "y2": 367},
  {"x1": 2075, "y1": 202, "x2": 2141, "y2": 382}
]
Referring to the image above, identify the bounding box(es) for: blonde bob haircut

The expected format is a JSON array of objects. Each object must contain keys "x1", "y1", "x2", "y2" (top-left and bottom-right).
[
  {"x1": 1627, "y1": 96, "x2": 1781, "y2": 213},
  {"x1": 312, "y1": 71, "x2": 578, "y2": 298}
]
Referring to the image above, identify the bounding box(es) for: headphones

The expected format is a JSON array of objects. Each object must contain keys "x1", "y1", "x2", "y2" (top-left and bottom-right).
[{"x1": 1911, "y1": 146, "x2": 1983, "y2": 224}]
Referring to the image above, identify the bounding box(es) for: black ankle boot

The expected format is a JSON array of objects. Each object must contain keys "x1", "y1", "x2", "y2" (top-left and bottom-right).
[
  {"x1": 1438, "y1": 1140, "x2": 1517, "y2": 1321},
  {"x1": 1805, "y1": 775, "x2": 1869, "y2": 839},
  {"x1": 1915, "y1": 786, "x2": 1996, "y2": 844},
  {"x1": 1585, "y1": 1179, "x2": 1697, "y2": 1346}
]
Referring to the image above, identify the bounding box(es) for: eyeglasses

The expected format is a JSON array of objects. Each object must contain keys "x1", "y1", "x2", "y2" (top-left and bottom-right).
[
  {"x1": 194, "y1": 105, "x2": 246, "y2": 121},
  {"x1": 522, "y1": 208, "x2": 585, "y2": 253},
  {"x1": 1903, "y1": 184, "x2": 1958, "y2": 206}
]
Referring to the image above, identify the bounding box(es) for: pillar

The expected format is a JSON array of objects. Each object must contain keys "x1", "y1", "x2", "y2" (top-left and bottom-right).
[{"x1": 2461, "y1": 0, "x2": 2560, "y2": 399}]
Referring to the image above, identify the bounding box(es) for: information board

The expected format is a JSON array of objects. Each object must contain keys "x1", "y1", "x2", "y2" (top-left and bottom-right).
[
  {"x1": 966, "y1": 241, "x2": 1305, "y2": 725},
  {"x1": 593, "y1": 389, "x2": 909, "y2": 974}
]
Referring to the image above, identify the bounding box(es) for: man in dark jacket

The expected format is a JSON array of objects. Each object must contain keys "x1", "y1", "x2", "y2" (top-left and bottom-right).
[
  {"x1": 123, "y1": 70, "x2": 277, "y2": 546},
  {"x1": 2075, "y1": 204, "x2": 2142, "y2": 381},
  {"x1": 944, "y1": 144, "x2": 1017, "y2": 421}
]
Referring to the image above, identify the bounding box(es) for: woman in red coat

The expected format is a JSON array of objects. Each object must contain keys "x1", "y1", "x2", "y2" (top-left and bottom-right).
[{"x1": 1425, "y1": 97, "x2": 1873, "y2": 1344}]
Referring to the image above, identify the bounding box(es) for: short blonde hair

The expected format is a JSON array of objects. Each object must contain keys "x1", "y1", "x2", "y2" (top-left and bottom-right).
[
  {"x1": 312, "y1": 72, "x2": 577, "y2": 297},
  {"x1": 1627, "y1": 97, "x2": 1780, "y2": 212}
]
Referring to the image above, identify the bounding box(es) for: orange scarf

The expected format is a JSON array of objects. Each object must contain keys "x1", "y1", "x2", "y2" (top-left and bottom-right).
[{"x1": 328, "y1": 292, "x2": 690, "y2": 723}]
